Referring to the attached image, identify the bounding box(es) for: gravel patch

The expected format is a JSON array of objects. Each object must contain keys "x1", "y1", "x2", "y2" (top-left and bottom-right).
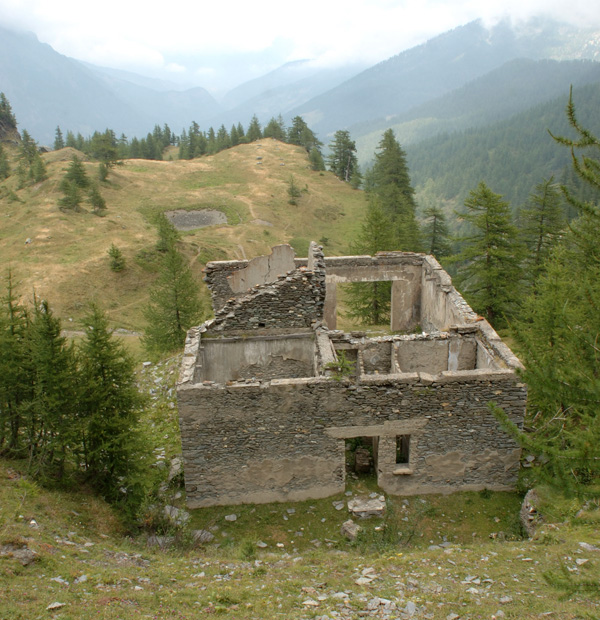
[{"x1": 166, "y1": 209, "x2": 227, "y2": 230}]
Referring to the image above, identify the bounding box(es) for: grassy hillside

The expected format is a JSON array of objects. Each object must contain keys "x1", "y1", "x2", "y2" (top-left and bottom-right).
[
  {"x1": 1, "y1": 455, "x2": 599, "y2": 619},
  {"x1": 0, "y1": 140, "x2": 367, "y2": 332}
]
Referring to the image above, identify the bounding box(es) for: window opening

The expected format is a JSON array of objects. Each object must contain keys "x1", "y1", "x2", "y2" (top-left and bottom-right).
[{"x1": 396, "y1": 435, "x2": 410, "y2": 464}]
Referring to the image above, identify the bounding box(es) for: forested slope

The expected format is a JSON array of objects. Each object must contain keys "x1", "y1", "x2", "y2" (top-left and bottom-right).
[{"x1": 407, "y1": 81, "x2": 600, "y2": 210}]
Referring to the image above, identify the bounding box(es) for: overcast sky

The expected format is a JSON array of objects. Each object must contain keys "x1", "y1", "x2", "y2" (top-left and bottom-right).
[{"x1": 1, "y1": 0, "x2": 599, "y2": 93}]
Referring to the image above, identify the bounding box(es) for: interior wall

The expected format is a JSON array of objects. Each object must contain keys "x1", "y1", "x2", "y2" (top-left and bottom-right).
[{"x1": 200, "y1": 336, "x2": 316, "y2": 383}]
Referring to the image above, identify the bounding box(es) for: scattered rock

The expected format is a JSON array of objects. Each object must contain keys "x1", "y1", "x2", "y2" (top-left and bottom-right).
[
  {"x1": 405, "y1": 600, "x2": 417, "y2": 616},
  {"x1": 191, "y1": 529, "x2": 215, "y2": 544},
  {"x1": 348, "y1": 496, "x2": 386, "y2": 519},
  {"x1": 224, "y1": 513, "x2": 238, "y2": 522},
  {"x1": 147, "y1": 535, "x2": 175, "y2": 549},
  {"x1": 163, "y1": 505, "x2": 190, "y2": 526},
  {"x1": 579, "y1": 542, "x2": 600, "y2": 552},
  {"x1": 341, "y1": 519, "x2": 361, "y2": 541},
  {"x1": 47, "y1": 602, "x2": 65, "y2": 611},
  {"x1": 332, "y1": 500, "x2": 345, "y2": 511},
  {"x1": 167, "y1": 457, "x2": 182, "y2": 482},
  {"x1": 499, "y1": 595, "x2": 513, "y2": 604},
  {"x1": 520, "y1": 489, "x2": 541, "y2": 537},
  {"x1": 0, "y1": 544, "x2": 37, "y2": 566},
  {"x1": 256, "y1": 541, "x2": 268, "y2": 548}
]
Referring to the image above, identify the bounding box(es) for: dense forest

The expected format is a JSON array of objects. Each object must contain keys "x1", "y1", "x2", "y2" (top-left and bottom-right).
[{"x1": 407, "y1": 81, "x2": 600, "y2": 209}]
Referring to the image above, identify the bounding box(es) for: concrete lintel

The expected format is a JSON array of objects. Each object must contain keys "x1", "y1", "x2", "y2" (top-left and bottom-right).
[
  {"x1": 325, "y1": 418, "x2": 429, "y2": 439},
  {"x1": 359, "y1": 372, "x2": 420, "y2": 385},
  {"x1": 437, "y1": 369, "x2": 516, "y2": 383}
]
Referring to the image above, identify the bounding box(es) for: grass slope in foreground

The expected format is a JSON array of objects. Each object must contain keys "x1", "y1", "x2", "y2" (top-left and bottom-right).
[{"x1": 1, "y1": 455, "x2": 599, "y2": 619}]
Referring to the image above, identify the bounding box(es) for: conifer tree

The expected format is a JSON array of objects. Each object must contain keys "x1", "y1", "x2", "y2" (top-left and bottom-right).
[
  {"x1": 0, "y1": 272, "x2": 32, "y2": 455},
  {"x1": 327, "y1": 130, "x2": 358, "y2": 182},
  {"x1": 370, "y1": 129, "x2": 420, "y2": 251},
  {"x1": 0, "y1": 92, "x2": 17, "y2": 129},
  {"x1": 88, "y1": 185, "x2": 106, "y2": 215},
  {"x1": 346, "y1": 199, "x2": 396, "y2": 325},
  {"x1": 17, "y1": 129, "x2": 46, "y2": 187},
  {"x1": 58, "y1": 181, "x2": 83, "y2": 211},
  {"x1": 0, "y1": 143, "x2": 10, "y2": 180},
  {"x1": 263, "y1": 115, "x2": 286, "y2": 140},
  {"x1": 216, "y1": 124, "x2": 231, "y2": 151},
  {"x1": 422, "y1": 206, "x2": 452, "y2": 257},
  {"x1": 143, "y1": 243, "x2": 204, "y2": 354},
  {"x1": 107, "y1": 244, "x2": 125, "y2": 271},
  {"x1": 54, "y1": 126, "x2": 65, "y2": 150},
  {"x1": 144, "y1": 216, "x2": 204, "y2": 353},
  {"x1": 505, "y1": 91, "x2": 600, "y2": 498},
  {"x1": 230, "y1": 124, "x2": 240, "y2": 146},
  {"x1": 206, "y1": 126, "x2": 217, "y2": 154},
  {"x1": 246, "y1": 115, "x2": 262, "y2": 142},
  {"x1": 78, "y1": 305, "x2": 145, "y2": 505},
  {"x1": 62, "y1": 155, "x2": 90, "y2": 189},
  {"x1": 453, "y1": 182, "x2": 522, "y2": 327},
  {"x1": 309, "y1": 147, "x2": 325, "y2": 171},
  {"x1": 520, "y1": 177, "x2": 566, "y2": 287},
  {"x1": 24, "y1": 300, "x2": 78, "y2": 475}
]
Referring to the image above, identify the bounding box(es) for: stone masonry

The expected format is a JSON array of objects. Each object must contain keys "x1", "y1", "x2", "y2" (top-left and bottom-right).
[{"x1": 177, "y1": 243, "x2": 526, "y2": 508}]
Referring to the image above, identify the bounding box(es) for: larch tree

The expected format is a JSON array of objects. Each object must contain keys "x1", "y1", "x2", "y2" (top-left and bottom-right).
[
  {"x1": 327, "y1": 130, "x2": 359, "y2": 183},
  {"x1": 246, "y1": 115, "x2": 262, "y2": 142},
  {"x1": 502, "y1": 90, "x2": 600, "y2": 499},
  {"x1": 369, "y1": 129, "x2": 421, "y2": 251},
  {"x1": 345, "y1": 199, "x2": 396, "y2": 325},
  {"x1": 143, "y1": 217, "x2": 204, "y2": 354},
  {"x1": 453, "y1": 182, "x2": 522, "y2": 327},
  {"x1": 519, "y1": 176, "x2": 566, "y2": 288}
]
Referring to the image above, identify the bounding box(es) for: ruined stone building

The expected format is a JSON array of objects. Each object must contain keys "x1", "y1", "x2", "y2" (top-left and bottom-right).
[{"x1": 177, "y1": 243, "x2": 526, "y2": 508}]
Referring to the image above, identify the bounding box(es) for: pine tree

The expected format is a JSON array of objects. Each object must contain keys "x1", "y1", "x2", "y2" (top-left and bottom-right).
[
  {"x1": 453, "y1": 182, "x2": 522, "y2": 327},
  {"x1": 520, "y1": 177, "x2": 566, "y2": 287},
  {"x1": 0, "y1": 143, "x2": 10, "y2": 180},
  {"x1": 0, "y1": 272, "x2": 32, "y2": 455},
  {"x1": 309, "y1": 147, "x2": 325, "y2": 171},
  {"x1": 505, "y1": 90, "x2": 600, "y2": 498},
  {"x1": 422, "y1": 206, "x2": 452, "y2": 257},
  {"x1": 154, "y1": 212, "x2": 179, "y2": 253},
  {"x1": 346, "y1": 199, "x2": 396, "y2": 325},
  {"x1": 216, "y1": 124, "x2": 231, "y2": 151},
  {"x1": 230, "y1": 124, "x2": 240, "y2": 146},
  {"x1": 58, "y1": 180, "x2": 83, "y2": 211},
  {"x1": 61, "y1": 155, "x2": 90, "y2": 189},
  {"x1": 263, "y1": 115, "x2": 286, "y2": 140},
  {"x1": 24, "y1": 300, "x2": 78, "y2": 476},
  {"x1": 370, "y1": 129, "x2": 421, "y2": 251},
  {"x1": 0, "y1": 92, "x2": 17, "y2": 129},
  {"x1": 54, "y1": 126, "x2": 65, "y2": 150},
  {"x1": 142, "y1": 244, "x2": 204, "y2": 354},
  {"x1": 327, "y1": 130, "x2": 358, "y2": 182},
  {"x1": 88, "y1": 185, "x2": 106, "y2": 215},
  {"x1": 78, "y1": 305, "x2": 145, "y2": 504},
  {"x1": 246, "y1": 115, "x2": 262, "y2": 142},
  {"x1": 17, "y1": 130, "x2": 46, "y2": 187},
  {"x1": 107, "y1": 244, "x2": 125, "y2": 272}
]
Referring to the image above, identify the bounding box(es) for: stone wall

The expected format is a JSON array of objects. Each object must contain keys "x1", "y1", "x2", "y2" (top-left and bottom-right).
[
  {"x1": 178, "y1": 366, "x2": 525, "y2": 507},
  {"x1": 207, "y1": 243, "x2": 326, "y2": 333},
  {"x1": 420, "y1": 255, "x2": 478, "y2": 331}
]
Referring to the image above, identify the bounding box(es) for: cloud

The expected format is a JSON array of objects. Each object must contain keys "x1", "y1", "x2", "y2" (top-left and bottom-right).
[{"x1": 1, "y1": 0, "x2": 599, "y2": 89}]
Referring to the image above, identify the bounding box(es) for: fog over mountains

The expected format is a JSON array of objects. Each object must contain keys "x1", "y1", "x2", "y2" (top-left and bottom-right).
[{"x1": 1, "y1": 17, "x2": 599, "y2": 150}]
